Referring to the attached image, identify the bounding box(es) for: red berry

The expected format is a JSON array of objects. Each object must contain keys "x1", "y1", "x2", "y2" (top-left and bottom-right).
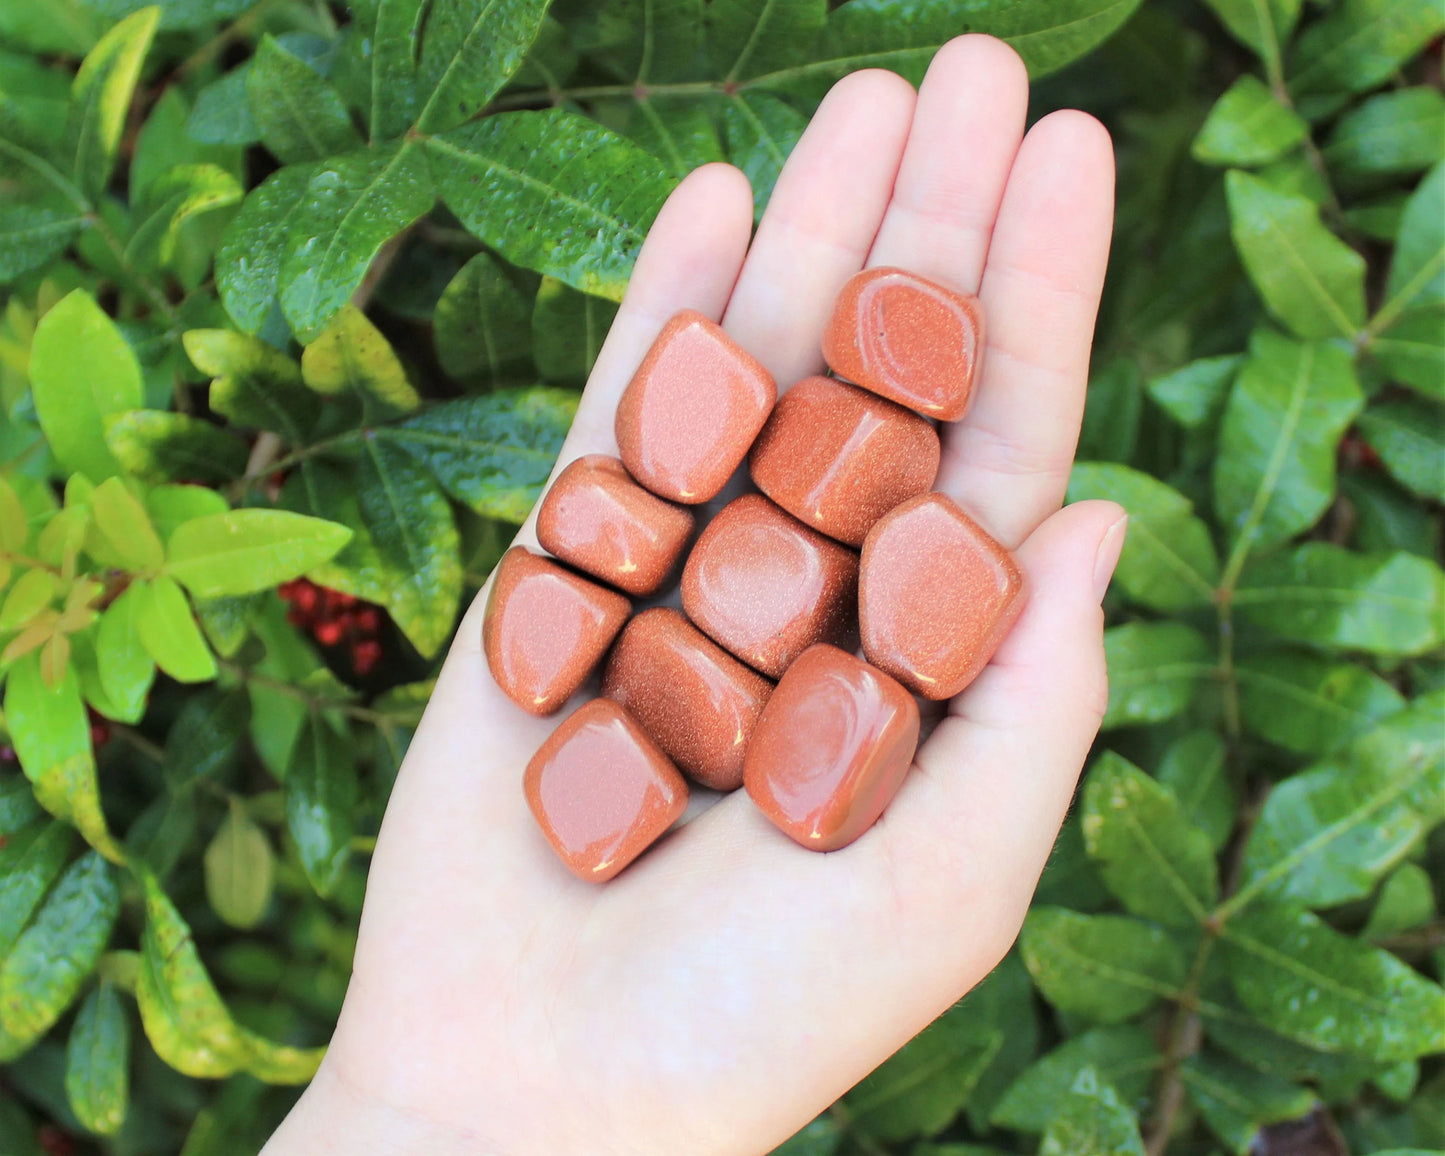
[
  {"x1": 90, "y1": 721, "x2": 111, "y2": 748},
  {"x1": 352, "y1": 640, "x2": 383, "y2": 676},
  {"x1": 355, "y1": 608, "x2": 381, "y2": 635},
  {"x1": 314, "y1": 620, "x2": 345, "y2": 647},
  {"x1": 39, "y1": 1128, "x2": 75, "y2": 1156}
]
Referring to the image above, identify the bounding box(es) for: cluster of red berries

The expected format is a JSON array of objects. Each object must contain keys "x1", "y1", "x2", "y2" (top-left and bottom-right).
[{"x1": 278, "y1": 579, "x2": 386, "y2": 677}]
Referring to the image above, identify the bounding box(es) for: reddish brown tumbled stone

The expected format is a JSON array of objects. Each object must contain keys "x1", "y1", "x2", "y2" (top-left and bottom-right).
[
  {"x1": 821, "y1": 267, "x2": 984, "y2": 421},
  {"x1": 482, "y1": 547, "x2": 630, "y2": 716},
  {"x1": 744, "y1": 644, "x2": 919, "y2": 852},
  {"x1": 536, "y1": 454, "x2": 695, "y2": 596},
  {"x1": 859, "y1": 493, "x2": 1024, "y2": 700},
  {"x1": 681, "y1": 495, "x2": 858, "y2": 678},
  {"x1": 615, "y1": 310, "x2": 776, "y2": 504},
  {"x1": 525, "y1": 698, "x2": 688, "y2": 882},
  {"x1": 602, "y1": 608, "x2": 773, "y2": 791},
  {"x1": 749, "y1": 375, "x2": 941, "y2": 547}
]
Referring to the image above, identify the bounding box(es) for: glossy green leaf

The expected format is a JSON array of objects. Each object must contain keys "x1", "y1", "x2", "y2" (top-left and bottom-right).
[
  {"x1": 1220, "y1": 902, "x2": 1445, "y2": 1063},
  {"x1": 1289, "y1": 0, "x2": 1445, "y2": 96},
  {"x1": 385, "y1": 387, "x2": 576, "y2": 522},
  {"x1": 160, "y1": 687, "x2": 250, "y2": 788},
  {"x1": 0, "y1": 195, "x2": 86, "y2": 283},
  {"x1": 0, "y1": 851, "x2": 120, "y2": 1043},
  {"x1": 0, "y1": 821, "x2": 72, "y2": 960},
  {"x1": 1363, "y1": 863, "x2": 1436, "y2": 940},
  {"x1": 1193, "y1": 76, "x2": 1307, "y2": 168},
  {"x1": 301, "y1": 303, "x2": 419, "y2": 416},
  {"x1": 1225, "y1": 171, "x2": 1366, "y2": 340},
  {"x1": 246, "y1": 36, "x2": 361, "y2": 165},
  {"x1": 203, "y1": 800, "x2": 274, "y2": 930},
  {"x1": 80, "y1": 0, "x2": 259, "y2": 31},
  {"x1": 0, "y1": 778, "x2": 43, "y2": 838},
  {"x1": 1180, "y1": 1051, "x2": 1315, "y2": 1155},
  {"x1": 1213, "y1": 331, "x2": 1362, "y2": 561},
  {"x1": 166, "y1": 509, "x2": 353, "y2": 598},
  {"x1": 350, "y1": 0, "x2": 425, "y2": 140},
  {"x1": 609, "y1": 96, "x2": 723, "y2": 179},
  {"x1": 1082, "y1": 751, "x2": 1219, "y2": 926},
  {"x1": 63, "y1": 7, "x2": 159, "y2": 199},
  {"x1": 0, "y1": 568, "x2": 55, "y2": 633},
  {"x1": 1155, "y1": 729, "x2": 1235, "y2": 852},
  {"x1": 64, "y1": 981, "x2": 128, "y2": 1136},
  {"x1": 1236, "y1": 694, "x2": 1444, "y2": 909},
  {"x1": 183, "y1": 329, "x2": 316, "y2": 441},
  {"x1": 427, "y1": 110, "x2": 674, "y2": 301},
  {"x1": 134, "y1": 576, "x2": 217, "y2": 683},
  {"x1": 992, "y1": 1026, "x2": 1158, "y2": 1134},
  {"x1": 282, "y1": 460, "x2": 395, "y2": 609},
  {"x1": 105, "y1": 410, "x2": 249, "y2": 484},
  {"x1": 145, "y1": 484, "x2": 230, "y2": 547},
  {"x1": 94, "y1": 585, "x2": 155, "y2": 725},
  {"x1": 415, "y1": 0, "x2": 551, "y2": 132},
  {"x1": 433, "y1": 252, "x2": 537, "y2": 386},
  {"x1": 1148, "y1": 357, "x2": 1243, "y2": 430},
  {"x1": 1101, "y1": 622, "x2": 1213, "y2": 730},
  {"x1": 122, "y1": 163, "x2": 242, "y2": 271},
  {"x1": 1020, "y1": 908, "x2": 1187, "y2": 1023},
  {"x1": 89, "y1": 477, "x2": 163, "y2": 571},
  {"x1": 1325, "y1": 88, "x2": 1445, "y2": 181},
  {"x1": 1038, "y1": 1067, "x2": 1146, "y2": 1156},
  {"x1": 769, "y1": 1116, "x2": 844, "y2": 1156},
  {"x1": 1372, "y1": 163, "x2": 1444, "y2": 400},
  {"x1": 354, "y1": 437, "x2": 461, "y2": 658},
  {"x1": 28, "y1": 290, "x2": 144, "y2": 482},
  {"x1": 129, "y1": 84, "x2": 240, "y2": 200},
  {"x1": 286, "y1": 716, "x2": 356, "y2": 897},
  {"x1": 1233, "y1": 543, "x2": 1445, "y2": 656},
  {"x1": 1198, "y1": 0, "x2": 1300, "y2": 64},
  {"x1": 186, "y1": 64, "x2": 258, "y2": 146},
  {"x1": 705, "y1": 0, "x2": 823, "y2": 81},
  {"x1": 215, "y1": 163, "x2": 315, "y2": 334},
  {"x1": 1235, "y1": 651, "x2": 1406, "y2": 755},
  {"x1": 1357, "y1": 397, "x2": 1445, "y2": 503},
  {"x1": 722, "y1": 91, "x2": 807, "y2": 222},
  {"x1": 278, "y1": 139, "x2": 435, "y2": 342},
  {"x1": 532, "y1": 277, "x2": 618, "y2": 386}
]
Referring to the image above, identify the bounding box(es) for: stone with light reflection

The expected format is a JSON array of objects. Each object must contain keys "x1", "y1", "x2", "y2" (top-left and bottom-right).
[{"x1": 525, "y1": 698, "x2": 688, "y2": 882}]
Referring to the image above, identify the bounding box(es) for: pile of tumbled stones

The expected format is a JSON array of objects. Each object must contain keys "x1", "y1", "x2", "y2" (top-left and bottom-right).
[{"x1": 483, "y1": 267, "x2": 1024, "y2": 882}]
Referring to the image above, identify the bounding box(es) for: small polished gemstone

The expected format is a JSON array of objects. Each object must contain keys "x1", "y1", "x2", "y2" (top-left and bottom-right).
[
  {"x1": 536, "y1": 455, "x2": 695, "y2": 596},
  {"x1": 821, "y1": 266, "x2": 984, "y2": 421},
  {"x1": 602, "y1": 608, "x2": 773, "y2": 791},
  {"x1": 615, "y1": 310, "x2": 776, "y2": 504},
  {"x1": 681, "y1": 494, "x2": 858, "y2": 678},
  {"x1": 859, "y1": 493, "x2": 1024, "y2": 700},
  {"x1": 482, "y1": 547, "x2": 630, "y2": 716},
  {"x1": 749, "y1": 375, "x2": 941, "y2": 547},
  {"x1": 525, "y1": 698, "x2": 688, "y2": 882},
  {"x1": 744, "y1": 645, "x2": 919, "y2": 852}
]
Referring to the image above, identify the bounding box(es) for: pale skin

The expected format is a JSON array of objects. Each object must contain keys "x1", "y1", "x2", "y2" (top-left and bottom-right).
[{"x1": 263, "y1": 34, "x2": 1124, "y2": 1156}]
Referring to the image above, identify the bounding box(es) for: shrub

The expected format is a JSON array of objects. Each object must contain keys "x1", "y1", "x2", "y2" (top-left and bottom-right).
[{"x1": 0, "y1": 0, "x2": 1441, "y2": 1152}]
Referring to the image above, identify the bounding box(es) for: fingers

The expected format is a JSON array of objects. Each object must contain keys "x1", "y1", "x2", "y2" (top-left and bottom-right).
[
  {"x1": 722, "y1": 68, "x2": 915, "y2": 387},
  {"x1": 866, "y1": 35, "x2": 1029, "y2": 293},
  {"x1": 937, "y1": 111, "x2": 1116, "y2": 548}
]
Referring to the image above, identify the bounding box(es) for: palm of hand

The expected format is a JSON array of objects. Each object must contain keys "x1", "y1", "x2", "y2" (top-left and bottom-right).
[{"x1": 266, "y1": 35, "x2": 1120, "y2": 1156}]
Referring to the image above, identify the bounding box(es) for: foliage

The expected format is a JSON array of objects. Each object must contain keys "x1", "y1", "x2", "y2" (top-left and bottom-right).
[{"x1": 0, "y1": 0, "x2": 1441, "y2": 1152}]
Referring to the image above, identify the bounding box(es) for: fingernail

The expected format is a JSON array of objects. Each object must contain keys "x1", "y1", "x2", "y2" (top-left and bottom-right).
[{"x1": 1092, "y1": 515, "x2": 1128, "y2": 602}]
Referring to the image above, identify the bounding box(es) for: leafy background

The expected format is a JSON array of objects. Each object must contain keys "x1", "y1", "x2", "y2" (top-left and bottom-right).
[{"x1": 0, "y1": 0, "x2": 1442, "y2": 1153}]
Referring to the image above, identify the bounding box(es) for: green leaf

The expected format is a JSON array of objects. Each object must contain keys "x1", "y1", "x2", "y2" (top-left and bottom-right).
[
  {"x1": 385, "y1": 387, "x2": 576, "y2": 522},
  {"x1": 532, "y1": 277, "x2": 618, "y2": 386},
  {"x1": 0, "y1": 779, "x2": 44, "y2": 839},
  {"x1": 286, "y1": 716, "x2": 356, "y2": 897},
  {"x1": 1225, "y1": 171, "x2": 1366, "y2": 340},
  {"x1": 203, "y1": 800, "x2": 274, "y2": 930},
  {"x1": 768, "y1": 1116, "x2": 843, "y2": 1156},
  {"x1": 1289, "y1": 0, "x2": 1445, "y2": 97},
  {"x1": 723, "y1": 91, "x2": 808, "y2": 221},
  {"x1": 1325, "y1": 88, "x2": 1445, "y2": 181},
  {"x1": 215, "y1": 163, "x2": 315, "y2": 334},
  {"x1": 63, "y1": 7, "x2": 159, "y2": 199},
  {"x1": 706, "y1": 0, "x2": 824, "y2": 81},
  {"x1": 415, "y1": 0, "x2": 552, "y2": 133},
  {"x1": 122, "y1": 163, "x2": 242, "y2": 272},
  {"x1": 89, "y1": 477, "x2": 163, "y2": 571},
  {"x1": 186, "y1": 64, "x2": 258, "y2": 146},
  {"x1": 427, "y1": 109, "x2": 674, "y2": 302},
  {"x1": 1363, "y1": 863, "x2": 1436, "y2": 940},
  {"x1": 134, "y1": 576, "x2": 217, "y2": 683},
  {"x1": 1019, "y1": 908, "x2": 1187, "y2": 1024},
  {"x1": 0, "y1": 822, "x2": 73, "y2": 961},
  {"x1": 1220, "y1": 902, "x2": 1445, "y2": 1063},
  {"x1": 1357, "y1": 397, "x2": 1445, "y2": 503},
  {"x1": 1192, "y1": 76, "x2": 1307, "y2": 168},
  {"x1": 354, "y1": 437, "x2": 461, "y2": 658},
  {"x1": 145, "y1": 483, "x2": 230, "y2": 544},
  {"x1": 1038, "y1": 1067, "x2": 1146, "y2": 1156},
  {"x1": 1236, "y1": 694, "x2": 1444, "y2": 909},
  {"x1": 246, "y1": 35, "x2": 362, "y2": 165},
  {"x1": 1147, "y1": 356, "x2": 1243, "y2": 431},
  {"x1": 0, "y1": 851, "x2": 120, "y2": 1044},
  {"x1": 1102, "y1": 622, "x2": 1214, "y2": 731},
  {"x1": 160, "y1": 688, "x2": 250, "y2": 789},
  {"x1": 105, "y1": 410, "x2": 249, "y2": 484},
  {"x1": 166, "y1": 509, "x2": 353, "y2": 598},
  {"x1": 1082, "y1": 751, "x2": 1219, "y2": 926},
  {"x1": 282, "y1": 461, "x2": 396, "y2": 608},
  {"x1": 130, "y1": 85, "x2": 240, "y2": 200},
  {"x1": 1067, "y1": 463, "x2": 1219, "y2": 610},
  {"x1": 64, "y1": 981, "x2": 128, "y2": 1136},
  {"x1": 1212, "y1": 330, "x2": 1362, "y2": 560},
  {"x1": 81, "y1": 0, "x2": 259, "y2": 31},
  {"x1": 301, "y1": 303, "x2": 420, "y2": 416},
  {"x1": 1155, "y1": 729, "x2": 1235, "y2": 852},
  {"x1": 433, "y1": 252, "x2": 537, "y2": 386},
  {"x1": 278, "y1": 139, "x2": 435, "y2": 342},
  {"x1": 992, "y1": 1027, "x2": 1159, "y2": 1134},
  {"x1": 183, "y1": 329, "x2": 315, "y2": 441},
  {"x1": 0, "y1": 568, "x2": 56, "y2": 634},
  {"x1": 609, "y1": 96, "x2": 724, "y2": 179},
  {"x1": 1233, "y1": 543, "x2": 1445, "y2": 656},
  {"x1": 0, "y1": 477, "x2": 28, "y2": 552},
  {"x1": 1235, "y1": 651, "x2": 1406, "y2": 756},
  {"x1": 350, "y1": 0, "x2": 425, "y2": 140},
  {"x1": 1180, "y1": 1051, "x2": 1315, "y2": 1155},
  {"x1": 1382, "y1": 162, "x2": 1444, "y2": 321},
  {"x1": 0, "y1": 196, "x2": 87, "y2": 284},
  {"x1": 1198, "y1": 0, "x2": 1300, "y2": 65},
  {"x1": 94, "y1": 585, "x2": 156, "y2": 725},
  {"x1": 28, "y1": 289, "x2": 145, "y2": 482}
]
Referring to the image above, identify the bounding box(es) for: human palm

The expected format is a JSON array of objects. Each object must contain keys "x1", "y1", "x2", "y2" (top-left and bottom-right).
[{"x1": 264, "y1": 34, "x2": 1121, "y2": 1156}]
